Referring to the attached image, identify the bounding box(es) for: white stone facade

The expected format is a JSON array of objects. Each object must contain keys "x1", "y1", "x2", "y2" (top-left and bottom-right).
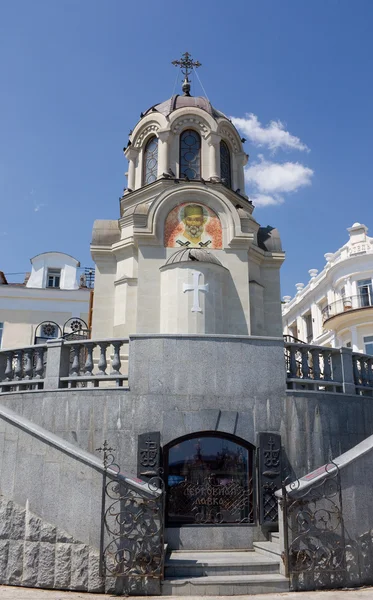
[
  {"x1": 282, "y1": 223, "x2": 373, "y2": 353},
  {"x1": 0, "y1": 252, "x2": 90, "y2": 349},
  {"x1": 91, "y1": 93, "x2": 285, "y2": 338}
]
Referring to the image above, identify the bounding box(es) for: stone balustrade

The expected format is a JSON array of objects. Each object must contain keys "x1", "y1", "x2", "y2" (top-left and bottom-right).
[
  {"x1": 0, "y1": 337, "x2": 372, "y2": 396},
  {"x1": 0, "y1": 338, "x2": 129, "y2": 392},
  {"x1": 0, "y1": 344, "x2": 47, "y2": 392},
  {"x1": 284, "y1": 341, "x2": 373, "y2": 396}
]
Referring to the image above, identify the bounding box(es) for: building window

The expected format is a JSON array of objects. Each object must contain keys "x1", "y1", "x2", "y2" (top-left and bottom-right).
[
  {"x1": 357, "y1": 279, "x2": 373, "y2": 307},
  {"x1": 47, "y1": 269, "x2": 61, "y2": 288},
  {"x1": 220, "y1": 140, "x2": 231, "y2": 188},
  {"x1": 0, "y1": 322, "x2": 3, "y2": 348},
  {"x1": 303, "y1": 312, "x2": 313, "y2": 344},
  {"x1": 143, "y1": 136, "x2": 158, "y2": 185},
  {"x1": 180, "y1": 129, "x2": 201, "y2": 179},
  {"x1": 364, "y1": 336, "x2": 373, "y2": 355}
]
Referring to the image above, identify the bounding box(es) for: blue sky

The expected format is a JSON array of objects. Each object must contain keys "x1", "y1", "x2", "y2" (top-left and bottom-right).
[{"x1": 1, "y1": 0, "x2": 372, "y2": 297}]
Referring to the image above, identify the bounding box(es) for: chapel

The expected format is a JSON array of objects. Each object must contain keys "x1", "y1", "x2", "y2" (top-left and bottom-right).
[{"x1": 90, "y1": 54, "x2": 285, "y2": 339}]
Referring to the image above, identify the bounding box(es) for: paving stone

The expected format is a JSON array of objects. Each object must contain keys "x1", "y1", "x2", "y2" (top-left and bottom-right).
[
  {"x1": 54, "y1": 542, "x2": 71, "y2": 589},
  {"x1": 70, "y1": 543, "x2": 89, "y2": 590},
  {"x1": 40, "y1": 522, "x2": 57, "y2": 543},
  {"x1": 22, "y1": 541, "x2": 40, "y2": 587},
  {"x1": 0, "y1": 500, "x2": 13, "y2": 539},
  {"x1": 87, "y1": 550, "x2": 105, "y2": 593},
  {"x1": 25, "y1": 511, "x2": 41, "y2": 542},
  {"x1": 9, "y1": 505, "x2": 25, "y2": 540},
  {"x1": 37, "y1": 542, "x2": 56, "y2": 588},
  {"x1": 6, "y1": 540, "x2": 24, "y2": 585},
  {"x1": 0, "y1": 540, "x2": 9, "y2": 583}
]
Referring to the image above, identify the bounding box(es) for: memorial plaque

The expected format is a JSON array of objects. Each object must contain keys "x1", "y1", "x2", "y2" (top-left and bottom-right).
[
  {"x1": 137, "y1": 431, "x2": 161, "y2": 480},
  {"x1": 258, "y1": 432, "x2": 282, "y2": 525}
]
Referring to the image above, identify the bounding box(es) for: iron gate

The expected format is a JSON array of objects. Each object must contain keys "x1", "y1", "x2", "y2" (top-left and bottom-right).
[
  {"x1": 97, "y1": 441, "x2": 165, "y2": 596},
  {"x1": 282, "y1": 462, "x2": 349, "y2": 591}
]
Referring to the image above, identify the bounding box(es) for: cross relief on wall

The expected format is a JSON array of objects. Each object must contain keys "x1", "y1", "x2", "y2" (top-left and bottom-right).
[{"x1": 183, "y1": 271, "x2": 209, "y2": 312}]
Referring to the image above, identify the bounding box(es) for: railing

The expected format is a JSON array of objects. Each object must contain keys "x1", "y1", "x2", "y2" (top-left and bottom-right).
[
  {"x1": 352, "y1": 352, "x2": 373, "y2": 396},
  {"x1": 1, "y1": 337, "x2": 373, "y2": 397},
  {"x1": 0, "y1": 338, "x2": 129, "y2": 392},
  {"x1": 0, "y1": 344, "x2": 47, "y2": 392},
  {"x1": 285, "y1": 342, "x2": 343, "y2": 392},
  {"x1": 322, "y1": 294, "x2": 373, "y2": 322},
  {"x1": 61, "y1": 339, "x2": 129, "y2": 388}
]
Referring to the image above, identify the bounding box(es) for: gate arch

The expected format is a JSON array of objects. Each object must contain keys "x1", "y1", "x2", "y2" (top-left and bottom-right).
[{"x1": 164, "y1": 431, "x2": 255, "y2": 526}]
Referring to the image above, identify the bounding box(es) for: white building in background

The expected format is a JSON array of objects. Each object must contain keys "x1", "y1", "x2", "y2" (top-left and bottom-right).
[
  {"x1": 282, "y1": 222, "x2": 373, "y2": 354},
  {"x1": 0, "y1": 251, "x2": 92, "y2": 349}
]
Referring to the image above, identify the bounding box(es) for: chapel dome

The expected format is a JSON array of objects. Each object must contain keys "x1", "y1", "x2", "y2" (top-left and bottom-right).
[
  {"x1": 143, "y1": 95, "x2": 228, "y2": 121},
  {"x1": 164, "y1": 248, "x2": 224, "y2": 267}
]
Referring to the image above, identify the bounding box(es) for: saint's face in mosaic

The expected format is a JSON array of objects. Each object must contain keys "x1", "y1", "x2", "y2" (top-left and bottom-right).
[{"x1": 164, "y1": 203, "x2": 223, "y2": 249}]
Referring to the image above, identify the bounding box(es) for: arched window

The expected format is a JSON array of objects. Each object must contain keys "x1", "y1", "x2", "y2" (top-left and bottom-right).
[
  {"x1": 164, "y1": 431, "x2": 254, "y2": 525},
  {"x1": 220, "y1": 140, "x2": 231, "y2": 188},
  {"x1": 143, "y1": 136, "x2": 158, "y2": 185},
  {"x1": 180, "y1": 130, "x2": 201, "y2": 179}
]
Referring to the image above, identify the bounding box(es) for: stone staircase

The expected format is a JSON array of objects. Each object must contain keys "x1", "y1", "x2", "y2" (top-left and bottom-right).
[{"x1": 162, "y1": 532, "x2": 289, "y2": 596}]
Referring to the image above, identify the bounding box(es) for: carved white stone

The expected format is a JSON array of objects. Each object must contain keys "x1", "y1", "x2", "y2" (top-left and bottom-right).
[{"x1": 183, "y1": 271, "x2": 209, "y2": 313}]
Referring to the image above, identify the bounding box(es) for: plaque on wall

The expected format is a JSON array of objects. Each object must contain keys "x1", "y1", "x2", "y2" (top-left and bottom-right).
[
  {"x1": 258, "y1": 432, "x2": 282, "y2": 525},
  {"x1": 137, "y1": 432, "x2": 161, "y2": 480}
]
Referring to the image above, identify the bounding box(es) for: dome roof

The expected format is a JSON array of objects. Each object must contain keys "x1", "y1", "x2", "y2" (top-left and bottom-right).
[
  {"x1": 164, "y1": 248, "x2": 223, "y2": 267},
  {"x1": 144, "y1": 95, "x2": 228, "y2": 121}
]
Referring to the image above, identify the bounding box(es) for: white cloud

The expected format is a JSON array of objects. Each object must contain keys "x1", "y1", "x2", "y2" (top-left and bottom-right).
[
  {"x1": 34, "y1": 202, "x2": 46, "y2": 212},
  {"x1": 245, "y1": 156, "x2": 314, "y2": 207},
  {"x1": 231, "y1": 113, "x2": 309, "y2": 153},
  {"x1": 250, "y1": 194, "x2": 284, "y2": 207}
]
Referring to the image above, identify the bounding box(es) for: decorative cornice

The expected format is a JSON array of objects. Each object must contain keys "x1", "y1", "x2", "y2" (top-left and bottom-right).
[
  {"x1": 135, "y1": 123, "x2": 160, "y2": 147},
  {"x1": 172, "y1": 115, "x2": 209, "y2": 139}
]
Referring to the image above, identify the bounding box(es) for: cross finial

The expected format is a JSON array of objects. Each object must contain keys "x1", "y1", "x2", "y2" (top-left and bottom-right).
[{"x1": 172, "y1": 52, "x2": 202, "y2": 97}]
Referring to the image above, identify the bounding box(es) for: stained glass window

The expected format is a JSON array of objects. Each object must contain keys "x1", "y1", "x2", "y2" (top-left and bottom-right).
[
  {"x1": 220, "y1": 140, "x2": 231, "y2": 188},
  {"x1": 180, "y1": 130, "x2": 201, "y2": 179},
  {"x1": 143, "y1": 136, "x2": 158, "y2": 185}
]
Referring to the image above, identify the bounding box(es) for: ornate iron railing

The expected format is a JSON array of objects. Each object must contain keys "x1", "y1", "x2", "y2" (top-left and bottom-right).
[
  {"x1": 282, "y1": 462, "x2": 347, "y2": 591},
  {"x1": 97, "y1": 441, "x2": 165, "y2": 596},
  {"x1": 322, "y1": 295, "x2": 373, "y2": 323}
]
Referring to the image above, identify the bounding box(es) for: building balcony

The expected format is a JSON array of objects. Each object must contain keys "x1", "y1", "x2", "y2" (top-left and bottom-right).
[{"x1": 322, "y1": 295, "x2": 373, "y2": 328}]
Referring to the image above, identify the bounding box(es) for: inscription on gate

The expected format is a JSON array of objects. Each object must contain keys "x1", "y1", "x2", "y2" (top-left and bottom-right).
[{"x1": 168, "y1": 477, "x2": 253, "y2": 524}]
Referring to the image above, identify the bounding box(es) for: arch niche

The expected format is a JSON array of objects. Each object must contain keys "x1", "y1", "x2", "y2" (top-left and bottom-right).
[{"x1": 164, "y1": 431, "x2": 255, "y2": 526}]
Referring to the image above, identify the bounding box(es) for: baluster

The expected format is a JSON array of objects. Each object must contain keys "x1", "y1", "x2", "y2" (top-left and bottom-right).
[
  {"x1": 4, "y1": 351, "x2": 14, "y2": 380},
  {"x1": 322, "y1": 350, "x2": 331, "y2": 381},
  {"x1": 34, "y1": 347, "x2": 44, "y2": 379},
  {"x1": 23, "y1": 349, "x2": 33, "y2": 380},
  {"x1": 289, "y1": 346, "x2": 298, "y2": 378},
  {"x1": 14, "y1": 351, "x2": 23, "y2": 380},
  {"x1": 361, "y1": 358, "x2": 368, "y2": 386},
  {"x1": 353, "y1": 355, "x2": 360, "y2": 385},
  {"x1": 111, "y1": 341, "x2": 122, "y2": 375},
  {"x1": 310, "y1": 348, "x2": 321, "y2": 380},
  {"x1": 301, "y1": 347, "x2": 310, "y2": 379},
  {"x1": 98, "y1": 342, "x2": 109, "y2": 376},
  {"x1": 84, "y1": 343, "x2": 95, "y2": 376},
  {"x1": 70, "y1": 344, "x2": 81, "y2": 376},
  {"x1": 368, "y1": 358, "x2": 373, "y2": 388}
]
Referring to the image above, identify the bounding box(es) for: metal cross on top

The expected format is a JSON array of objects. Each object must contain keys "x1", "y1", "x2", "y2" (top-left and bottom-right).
[{"x1": 172, "y1": 52, "x2": 202, "y2": 96}]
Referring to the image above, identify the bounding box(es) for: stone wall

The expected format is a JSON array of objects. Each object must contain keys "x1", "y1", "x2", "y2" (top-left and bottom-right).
[{"x1": 0, "y1": 496, "x2": 104, "y2": 592}]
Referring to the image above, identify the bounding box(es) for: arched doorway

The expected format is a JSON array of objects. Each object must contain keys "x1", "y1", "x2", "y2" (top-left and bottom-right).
[{"x1": 164, "y1": 432, "x2": 255, "y2": 526}]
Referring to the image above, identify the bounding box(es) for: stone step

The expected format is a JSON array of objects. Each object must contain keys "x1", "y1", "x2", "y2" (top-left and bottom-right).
[
  {"x1": 165, "y1": 550, "x2": 280, "y2": 577},
  {"x1": 162, "y1": 573, "x2": 289, "y2": 596},
  {"x1": 253, "y1": 540, "x2": 281, "y2": 559},
  {"x1": 270, "y1": 531, "x2": 280, "y2": 542}
]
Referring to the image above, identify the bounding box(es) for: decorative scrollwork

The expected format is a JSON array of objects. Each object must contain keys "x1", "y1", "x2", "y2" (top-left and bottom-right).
[
  {"x1": 96, "y1": 442, "x2": 165, "y2": 586},
  {"x1": 284, "y1": 461, "x2": 349, "y2": 590}
]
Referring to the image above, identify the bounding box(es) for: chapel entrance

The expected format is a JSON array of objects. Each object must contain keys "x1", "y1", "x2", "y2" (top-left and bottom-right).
[{"x1": 164, "y1": 432, "x2": 255, "y2": 526}]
